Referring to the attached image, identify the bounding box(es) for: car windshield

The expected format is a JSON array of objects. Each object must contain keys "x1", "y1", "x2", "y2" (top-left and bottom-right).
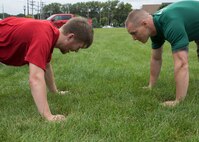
[
  {"x1": 61, "y1": 15, "x2": 72, "y2": 20},
  {"x1": 47, "y1": 15, "x2": 54, "y2": 20}
]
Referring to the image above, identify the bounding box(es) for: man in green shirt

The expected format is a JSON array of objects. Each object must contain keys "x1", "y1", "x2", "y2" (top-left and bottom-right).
[{"x1": 125, "y1": 0, "x2": 199, "y2": 106}]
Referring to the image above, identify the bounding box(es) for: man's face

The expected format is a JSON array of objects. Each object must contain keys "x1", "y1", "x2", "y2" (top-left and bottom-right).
[
  {"x1": 126, "y1": 22, "x2": 150, "y2": 43},
  {"x1": 60, "y1": 37, "x2": 85, "y2": 54}
]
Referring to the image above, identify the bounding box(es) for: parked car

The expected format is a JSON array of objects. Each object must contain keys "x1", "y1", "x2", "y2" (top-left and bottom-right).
[
  {"x1": 102, "y1": 25, "x2": 113, "y2": 28},
  {"x1": 47, "y1": 13, "x2": 92, "y2": 28}
]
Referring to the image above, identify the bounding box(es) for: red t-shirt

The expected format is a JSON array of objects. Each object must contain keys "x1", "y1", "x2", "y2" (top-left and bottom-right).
[{"x1": 0, "y1": 17, "x2": 60, "y2": 70}]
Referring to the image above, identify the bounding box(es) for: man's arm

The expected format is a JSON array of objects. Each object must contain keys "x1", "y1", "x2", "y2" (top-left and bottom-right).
[
  {"x1": 148, "y1": 47, "x2": 163, "y2": 88},
  {"x1": 163, "y1": 50, "x2": 189, "y2": 106},
  {"x1": 45, "y1": 63, "x2": 58, "y2": 93},
  {"x1": 45, "y1": 63, "x2": 68, "y2": 95},
  {"x1": 29, "y1": 63, "x2": 65, "y2": 121}
]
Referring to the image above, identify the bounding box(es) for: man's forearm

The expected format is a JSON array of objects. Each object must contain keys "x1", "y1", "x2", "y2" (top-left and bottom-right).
[
  {"x1": 149, "y1": 48, "x2": 163, "y2": 87},
  {"x1": 45, "y1": 63, "x2": 58, "y2": 93},
  {"x1": 174, "y1": 61, "x2": 189, "y2": 101},
  {"x1": 173, "y1": 50, "x2": 189, "y2": 102},
  {"x1": 30, "y1": 76, "x2": 52, "y2": 118},
  {"x1": 175, "y1": 69, "x2": 189, "y2": 101},
  {"x1": 149, "y1": 58, "x2": 162, "y2": 87},
  {"x1": 29, "y1": 63, "x2": 53, "y2": 119}
]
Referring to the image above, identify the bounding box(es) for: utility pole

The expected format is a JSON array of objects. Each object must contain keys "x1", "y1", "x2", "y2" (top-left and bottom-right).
[
  {"x1": 67, "y1": 4, "x2": 70, "y2": 14},
  {"x1": 24, "y1": 5, "x2": 26, "y2": 16},
  {"x1": 30, "y1": 0, "x2": 35, "y2": 18},
  {"x1": 40, "y1": 0, "x2": 45, "y2": 19},
  {"x1": 2, "y1": 4, "x2": 4, "y2": 19},
  {"x1": 27, "y1": 0, "x2": 29, "y2": 15},
  {"x1": 36, "y1": 1, "x2": 40, "y2": 19}
]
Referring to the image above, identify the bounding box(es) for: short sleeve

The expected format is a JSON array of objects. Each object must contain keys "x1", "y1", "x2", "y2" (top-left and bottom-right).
[
  {"x1": 151, "y1": 35, "x2": 165, "y2": 49},
  {"x1": 164, "y1": 21, "x2": 189, "y2": 52},
  {"x1": 25, "y1": 33, "x2": 52, "y2": 70}
]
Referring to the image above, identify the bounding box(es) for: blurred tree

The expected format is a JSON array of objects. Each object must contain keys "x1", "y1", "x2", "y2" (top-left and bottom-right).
[
  {"x1": 92, "y1": 17, "x2": 100, "y2": 28},
  {"x1": 113, "y1": 2, "x2": 132, "y2": 27},
  {"x1": 0, "y1": 13, "x2": 10, "y2": 19},
  {"x1": 61, "y1": 3, "x2": 72, "y2": 13},
  {"x1": 36, "y1": 0, "x2": 132, "y2": 27},
  {"x1": 43, "y1": 3, "x2": 62, "y2": 18},
  {"x1": 16, "y1": 13, "x2": 26, "y2": 17}
]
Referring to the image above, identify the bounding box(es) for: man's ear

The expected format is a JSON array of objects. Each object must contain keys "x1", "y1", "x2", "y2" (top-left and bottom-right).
[
  {"x1": 66, "y1": 33, "x2": 75, "y2": 40},
  {"x1": 141, "y1": 20, "x2": 148, "y2": 27}
]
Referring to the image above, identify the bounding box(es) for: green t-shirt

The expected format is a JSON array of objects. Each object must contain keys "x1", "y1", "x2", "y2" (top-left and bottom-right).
[{"x1": 151, "y1": 0, "x2": 199, "y2": 51}]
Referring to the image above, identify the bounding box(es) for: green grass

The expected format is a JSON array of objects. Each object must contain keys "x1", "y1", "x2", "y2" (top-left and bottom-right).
[{"x1": 0, "y1": 28, "x2": 199, "y2": 142}]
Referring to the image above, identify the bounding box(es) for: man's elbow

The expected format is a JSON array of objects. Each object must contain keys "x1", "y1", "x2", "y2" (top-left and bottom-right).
[
  {"x1": 181, "y1": 61, "x2": 189, "y2": 72},
  {"x1": 29, "y1": 73, "x2": 44, "y2": 87},
  {"x1": 175, "y1": 59, "x2": 189, "y2": 74}
]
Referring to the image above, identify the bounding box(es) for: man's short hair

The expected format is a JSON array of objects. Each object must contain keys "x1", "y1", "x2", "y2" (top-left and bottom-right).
[
  {"x1": 125, "y1": 9, "x2": 149, "y2": 28},
  {"x1": 61, "y1": 17, "x2": 94, "y2": 48}
]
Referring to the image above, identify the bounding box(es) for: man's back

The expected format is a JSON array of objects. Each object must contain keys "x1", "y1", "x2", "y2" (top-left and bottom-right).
[
  {"x1": 0, "y1": 17, "x2": 59, "y2": 70},
  {"x1": 152, "y1": 0, "x2": 199, "y2": 51}
]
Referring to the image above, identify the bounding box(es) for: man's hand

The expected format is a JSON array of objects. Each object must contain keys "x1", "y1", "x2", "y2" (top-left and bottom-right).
[
  {"x1": 58, "y1": 90, "x2": 70, "y2": 95},
  {"x1": 47, "y1": 114, "x2": 66, "y2": 122},
  {"x1": 142, "y1": 85, "x2": 152, "y2": 90},
  {"x1": 161, "y1": 100, "x2": 180, "y2": 107}
]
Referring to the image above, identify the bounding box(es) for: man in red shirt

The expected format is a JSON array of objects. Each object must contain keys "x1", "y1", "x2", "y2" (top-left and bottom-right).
[{"x1": 0, "y1": 17, "x2": 93, "y2": 121}]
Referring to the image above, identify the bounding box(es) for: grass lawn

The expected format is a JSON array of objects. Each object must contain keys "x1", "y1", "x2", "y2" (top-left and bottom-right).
[{"x1": 0, "y1": 28, "x2": 199, "y2": 142}]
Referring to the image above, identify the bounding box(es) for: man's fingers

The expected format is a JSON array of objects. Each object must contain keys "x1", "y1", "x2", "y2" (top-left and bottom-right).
[
  {"x1": 51, "y1": 115, "x2": 66, "y2": 121},
  {"x1": 142, "y1": 86, "x2": 152, "y2": 90},
  {"x1": 58, "y1": 90, "x2": 70, "y2": 95},
  {"x1": 161, "y1": 100, "x2": 179, "y2": 107}
]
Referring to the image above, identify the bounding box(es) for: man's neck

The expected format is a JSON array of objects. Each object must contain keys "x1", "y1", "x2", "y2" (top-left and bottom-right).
[{"x1": 149, "y1": 15, "x2": 157, "y2": 36}]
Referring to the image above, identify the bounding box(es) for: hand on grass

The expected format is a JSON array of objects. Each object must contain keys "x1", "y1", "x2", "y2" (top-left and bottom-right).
[
  {"x1": 58, "y1": 90, "x2": 69, "y2": 95},
  {"x1": 47, "y1": 114, "x2": 66, "y2": 122},
  {"x1": 142, "y1": 85, "x2": 152, "y2": 90},
  {"x1": 161, "y1": 100, "x2": 180, "y2": 107}
]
